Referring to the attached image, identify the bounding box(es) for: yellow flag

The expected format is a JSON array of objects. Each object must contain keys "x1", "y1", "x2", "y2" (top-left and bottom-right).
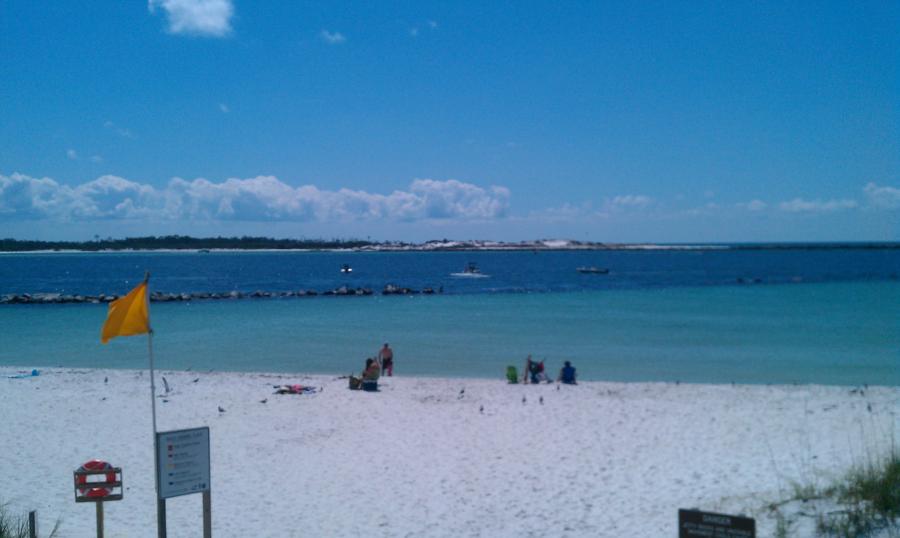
[{"x1": 101, "y1": 281, "x2": 150, "y2": 344}]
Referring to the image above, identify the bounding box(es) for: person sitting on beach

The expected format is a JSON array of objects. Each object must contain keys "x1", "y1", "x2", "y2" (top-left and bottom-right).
[
  {"x1": 349, "y1": 358, "x2": 381, "y2": 390},
  {"x1": 558, "y1": 361, "x2": 577, "y2": 385},
  {"x1": 378, "y1": 343, "x2": 394, "y2": 377},
  {"x1": 524, "y1": 355, "x2": 546, "y2": 384}
]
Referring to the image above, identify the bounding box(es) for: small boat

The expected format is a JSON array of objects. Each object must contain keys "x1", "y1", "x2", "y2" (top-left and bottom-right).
[
  {"x1": 451, "y1": 262, "x2": 488, "y2": 278},
  {"x1": 340, "y1": 264, "x2": 353, "y2": 273},
  {"x1": 576, "y1": 266, "x2": 609, "y2": 274}
]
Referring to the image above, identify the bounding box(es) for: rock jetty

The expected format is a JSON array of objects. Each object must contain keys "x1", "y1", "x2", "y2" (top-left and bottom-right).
[{"x1": 0, "y1": 285, "x2": 442, "y2": 305}]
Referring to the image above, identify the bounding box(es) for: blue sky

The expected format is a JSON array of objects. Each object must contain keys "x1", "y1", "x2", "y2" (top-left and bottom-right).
[{"x1": 1, "y1": 1, "x2": 898, "y2": 242}]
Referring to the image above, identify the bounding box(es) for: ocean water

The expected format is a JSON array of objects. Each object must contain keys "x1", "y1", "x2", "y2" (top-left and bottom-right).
[{"x1": 1, "y1": 249, "x2": 898, "y2": 385}]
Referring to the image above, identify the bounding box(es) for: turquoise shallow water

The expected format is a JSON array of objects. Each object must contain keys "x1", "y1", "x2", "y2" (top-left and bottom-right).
[{"x1": 1, "y1": 281, "x2": 897, "y2": 385}]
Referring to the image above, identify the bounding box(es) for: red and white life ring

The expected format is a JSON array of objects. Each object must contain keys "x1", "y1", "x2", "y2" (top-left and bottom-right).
[{"x1": 76, "y1": 460, "x2": 116, "y2": 498}]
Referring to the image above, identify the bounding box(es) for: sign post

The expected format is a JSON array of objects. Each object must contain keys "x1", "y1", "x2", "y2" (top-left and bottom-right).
[
  {"x1": 156, "y1": 426, "x2": 211, "y2": 538},
  {"x1": 73, "y1": 460, "x2": 123, "y2": 538}
]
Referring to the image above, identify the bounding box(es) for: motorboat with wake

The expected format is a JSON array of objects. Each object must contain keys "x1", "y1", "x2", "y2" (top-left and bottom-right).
[
  {"x1": 451, "y1": 262, "x2": 489, "y2": 278},
  {"x1": 340, "y1": 264, "x2": 353, "y2": 273}
]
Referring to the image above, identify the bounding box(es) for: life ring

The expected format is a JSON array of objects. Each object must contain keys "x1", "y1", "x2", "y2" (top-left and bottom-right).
[{"x1": 77, "y1": 460, "x2": 116, "y2": 498}]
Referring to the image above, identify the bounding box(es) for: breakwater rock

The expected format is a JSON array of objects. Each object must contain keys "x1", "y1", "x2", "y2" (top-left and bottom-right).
[{"x1": 0, "y1": 285, "x2": 442, "y2": 305}]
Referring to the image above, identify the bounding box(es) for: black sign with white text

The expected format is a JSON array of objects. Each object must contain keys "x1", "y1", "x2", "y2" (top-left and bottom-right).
[{"x1": 679, "y1": 509, "x2": 755, "y2": 538}]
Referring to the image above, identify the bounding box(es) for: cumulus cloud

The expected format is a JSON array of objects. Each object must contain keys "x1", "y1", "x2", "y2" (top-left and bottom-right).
[
  {"x1": 320, "y1": 30, "x2": 346, "y2": 44},
  {"x1": 149, "y1": 0, "x2": 233, "y2": 37},
  {"x1": 864, "y1": 182, "x2": 900, "y2": 210},
  {"x1": 778, "y1": 198, "x2": 858, "y2": 213},
  {"x1": 0, "y1": 173, "x2": 509, "y2": 223}
]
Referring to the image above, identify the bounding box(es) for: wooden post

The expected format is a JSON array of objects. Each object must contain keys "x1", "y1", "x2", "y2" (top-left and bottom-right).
[
  {"x1": 96, "y1": 501, "x2": 104, "y2": 538},
  {"x1": 202, "y1": 490, "x2": 212, "y2": 538},
  {"x1": 28, "y1": 511, "x2": 37, "y2": 538}
]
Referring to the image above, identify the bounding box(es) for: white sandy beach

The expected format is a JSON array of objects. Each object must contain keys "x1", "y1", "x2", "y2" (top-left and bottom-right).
[{"x1": 3, "y1": 368, "x2": 898, "y2": 537}]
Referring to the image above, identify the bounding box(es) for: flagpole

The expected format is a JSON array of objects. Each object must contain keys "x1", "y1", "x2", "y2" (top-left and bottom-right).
[{"x1": 143, "y1": 272, "x2": 166, "y2": 538}]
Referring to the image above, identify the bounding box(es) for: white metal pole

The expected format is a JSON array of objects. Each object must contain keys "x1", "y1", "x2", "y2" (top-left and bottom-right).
[{"x1": 145, "y1": 272, "x2": 166, "y2": 538}]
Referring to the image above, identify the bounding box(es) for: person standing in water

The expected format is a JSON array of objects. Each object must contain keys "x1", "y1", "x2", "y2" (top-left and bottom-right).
[{"x1": 379, "y1": 343, "x2": 394, "y2": 376}]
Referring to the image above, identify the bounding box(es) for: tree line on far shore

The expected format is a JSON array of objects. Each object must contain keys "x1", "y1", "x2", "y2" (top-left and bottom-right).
[{"x1": 0, "y1": 236, "x2": 376, "y2": 252}]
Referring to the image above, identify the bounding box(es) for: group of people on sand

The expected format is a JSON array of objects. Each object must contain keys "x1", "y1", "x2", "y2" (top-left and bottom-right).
[
  {"x1": 348, "y1": 343, "x2": 394, "y2": 390},
  {"x1": 509, "y1": 355, "x2": 577, "y2": 385}
]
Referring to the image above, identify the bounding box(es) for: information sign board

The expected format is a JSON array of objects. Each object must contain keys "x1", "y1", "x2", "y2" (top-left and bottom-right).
[
  {"x1": 679, "y1": 509, "x2": 755, "y2": 538},
  {"x1": 156, "y1": 427, "x2": 210, "y2": 500}
]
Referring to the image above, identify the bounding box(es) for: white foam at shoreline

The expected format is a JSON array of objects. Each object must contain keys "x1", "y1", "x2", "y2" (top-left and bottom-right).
[{"x1": 3, "y1": 367, "x2": 898, "y2": 537}]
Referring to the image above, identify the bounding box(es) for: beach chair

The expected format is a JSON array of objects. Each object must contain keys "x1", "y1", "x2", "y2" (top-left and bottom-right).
[
  {"x1": 362, "y1": 379, "x2": 379, "y2": 392},
  {"x1": 506, "y1": 366, "x2": 518, "y2": 384}
]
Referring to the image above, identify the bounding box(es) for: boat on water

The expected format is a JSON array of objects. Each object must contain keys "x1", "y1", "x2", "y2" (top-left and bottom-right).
[
  {"x1": 451, "y1": 262, "x2": 489, "y2": 278},
  {"x1": 576, "y1": 266, "x2": 609, "y2": 274},
  {"x1": 340, "y1": 264, "x2": 353, "y2": 273}
]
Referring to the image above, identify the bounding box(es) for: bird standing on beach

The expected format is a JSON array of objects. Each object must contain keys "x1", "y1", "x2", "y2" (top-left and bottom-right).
[
  {"x1": 479, "y1": 405, "x2": 484, "y2": 414},
  {"x1": 522, "y1": 396, "x2": 527, "y2": 404},
  {"x1": 218, "y1": 406, "x2": 225, "y2": 413},
  {"x1": 104, "y1": 376, "x2": 108, "y2": 384},
  {"x1": 458, "y1": 388, "x2": 465, "y2": 399},
  {"x1": 539, "y1": 396, "x2": 543, "y2": 405},
  {"x1": 193, "y1": 378, "x2": 200, "y2": 383}
]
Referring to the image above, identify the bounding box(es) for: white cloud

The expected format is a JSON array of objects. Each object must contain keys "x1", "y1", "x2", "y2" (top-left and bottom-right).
[
  {"x1": 66, "y1": 149, "x2": 78, "y2": 160},
  {"x1": 148, "y1": 0, "x2": 233, "y2": 37},
  {"x1": 409, "y1": 27, "x2": 419, "y2": 37},
  {"x1": 863, "y1": 182, "x2": 900, "y2": 210},
  {"x1": 90, "y1": 155, "x2": 104, "y2": 163},
  {"x1": 528, "y1": 203, "x2": 596, "y2": 223},
  {"x1": 103, "y1": 121, "x2": 135, "y2": 139},
  {"x1": 0, "y1": 173, "x2": 509, "y2": 223},
  {"x1": 320, "y1": 30, "x2": 346, "y2": 44},
  {"x1": 427, "y1": 20, "x2": 438, "y2": 29},
  {"x1": 738, "y1": 199, "x2": 767, "y2": 211},
  {"x1": 218, "y1": 103, "x2": 229, "y2": 113},
  {"x1": 607, "y1": 194, "x2": 653, "y2": 210},
  {"x1": 778, "y1": 198, "x2": 858, "y2": 213}
]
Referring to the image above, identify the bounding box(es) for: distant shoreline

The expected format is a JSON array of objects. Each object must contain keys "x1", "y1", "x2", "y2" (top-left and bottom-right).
[{"x1": 1, "y1": 237, "x2": 898, "y2": 253}]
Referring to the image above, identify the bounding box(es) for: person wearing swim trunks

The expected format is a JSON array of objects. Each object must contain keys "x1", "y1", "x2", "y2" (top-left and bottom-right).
[{"x1": 379, "y1": 343, "x2": 394, "y2": 376}]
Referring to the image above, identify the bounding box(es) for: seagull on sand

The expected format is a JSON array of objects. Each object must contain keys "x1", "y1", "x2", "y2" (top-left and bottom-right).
[
  {"x1": 260, "y1": 398, "x2": 268, "y2": 404},
  {"x1": 479, "y1": 405, "x2": 484, "y2": 414},
  {"x1": 458, "y1": 388, "x2": 465, "y2": 399},
  {"x1": 218, "y1": 406, "x2": 226, "y2": 413},
  {"x1": 539, "y1": 396, "x2": 543, "y2": 405},
  {"x1": 192, "y1": 378, "x2": 200, "y2": 383},
  {"x1": 104, "y1": 376, "x2": 108, "y2": 384},
  {"x1": 522, "y1": 395, "x2": 527, "y2": 404}
]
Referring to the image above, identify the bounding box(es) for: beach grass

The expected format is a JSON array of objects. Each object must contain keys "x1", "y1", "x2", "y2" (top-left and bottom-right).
[
  {"x1": 815, "y1": 449, "x2": 900, "y2": 537},
  {"x1": 0, "y1": 504, "x2": 58, "y2": 538}
]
